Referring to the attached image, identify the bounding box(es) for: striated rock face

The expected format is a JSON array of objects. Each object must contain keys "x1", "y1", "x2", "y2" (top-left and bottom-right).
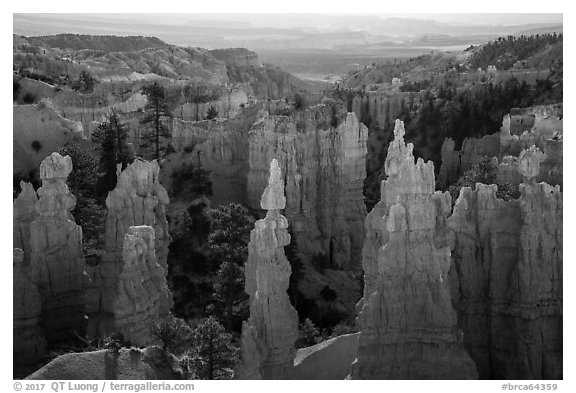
[
  {"x1": 438, "y1": 106, "x2": 563, "y2": 190},
  {"x1": 13, "y1": 248, "x2": 46, "y2": 368},
  {"x1": 87, "y1": 159, "x2": 172, "y2": 338},
  {"x1": 172, "y1": 87, "x2": 249, "y2": 122},
  {"x1": 448, "y1": 146, "x2": 562, "y2": 379},
  {"x1": 13, "y1": 182, "x2": 39, "y2": 264},
  {"x1": 113, "y1": 226, "x2": 172, "y2": 346},
  {"x1": 29, "y1": 153, "x2": 86, "y2": 344},
  {"x1": 239, "y1": 159, "x2": 299, "y2": 380},
  {"x1": 248, "y1": 107, "x2": 368, "y2": 273},
  {"x1": 13, "y1": 102, "x2": 84, "y2": 176},
  {"x1": 351, "y1": 120, "x2": 477, "y2": 379}
]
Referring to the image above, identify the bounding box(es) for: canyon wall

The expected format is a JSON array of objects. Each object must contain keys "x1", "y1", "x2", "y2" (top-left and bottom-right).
[
  {"x1": 172, "y1": 87, "x2": 249, "y2": 122},
  {"x1": 113, "y1": 226, "x2": 172, "y2": 346},
  {"x1": 447, "y1": 146, "x2": 562, "y2": 379},
  {"x1": 351, "y1": 120, "x2": 477, "y2": 379},
  {"x1": 438, "y1": 106, "x2": 563, "y2": 190},
  {"x1": 247, "y1": 106, "x2": 368, "y2": 272},
  {"x1": 239, "y1": 159, "x2": 299, "y2": 380},
  {"x1": 29, "y1": 153, "x2": 86, "y2": 344},
  {"x1": 87, "y1": 159, "x2": 172, "y2": 339},
  {"x1": 13, "y1": 102, "x2": 84, "y2": 175}
]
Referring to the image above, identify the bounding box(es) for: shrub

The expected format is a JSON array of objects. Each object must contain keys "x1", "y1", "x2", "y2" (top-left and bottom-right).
[
  {"x1": 151, "y1": 315, "x2": 193, "y2": 355},
  {"x1": 22, "y1": 92, "x2": 37, "y2": 104},
  {"x1": 31, "y1": 140, "x2": 42, "y2": 152},
  {"x1": 296, "y1": 318, "x2": 320, "y2": 348},
  {"x1": 206, "y1": 105, "x2": 219, "y2": 120}
]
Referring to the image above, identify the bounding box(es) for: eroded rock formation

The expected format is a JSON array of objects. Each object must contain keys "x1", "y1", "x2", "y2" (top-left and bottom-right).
[
  {"x1": 87, "y1": 159, "x2": 172, "y2": 338},
  {"x1": 29, "y1": 152, "x2": 86, "y2": 344},
  {"x1": 113, "y1": 226, "x2": 172, "y2": 346},
  {"x1": 351, "y1": 120, "x2": 478, "y2": 379},
  {"x1": 247, "y1": 106, "x2": 368, "y2": 315},
  {"x1": 239, "y1": 159, "x2": 299, "y2": 379},
  {"x1": 13, "y1": 101, "x2": 84, "y2": 176},
  {"x1": 13, "y1": 182, "x2": 39, "y2": 264},
  {"x1": 448, "y1": 145, "x2": 562, "y2": 379},
  {"x1": 438, "y1": 106, "x2": 563, "y2": 190},
  {"x1": 13, "y1": 248, "x2": 46, "y2": 368}
]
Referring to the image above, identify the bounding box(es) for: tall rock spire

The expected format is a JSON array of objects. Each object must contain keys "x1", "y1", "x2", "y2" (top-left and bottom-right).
[
  {"x1": 87, "y1": 159, "x2": 172, "y2": 339},
  {"x1": 351, "y1": 120, "x2": 477, "y2": 379},
  {"x1": 239, "y1": 159, "x2": 298, "y2": 379},
  {"x1": 29, "y1": 152, "x2": 86, "y2": 344}
]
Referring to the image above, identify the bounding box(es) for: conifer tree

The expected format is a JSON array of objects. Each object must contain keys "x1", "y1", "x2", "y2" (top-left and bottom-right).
[
  {"x1": 91, "y1": 109, "x2": 133, "y2": 197},
  {"x1": 141, "y1": 82, "x2": 172, "y2": 160}
]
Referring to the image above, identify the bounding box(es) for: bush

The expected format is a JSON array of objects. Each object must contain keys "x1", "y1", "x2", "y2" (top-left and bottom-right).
[
  {"x1": 292, "y1": 93, "x2": 307, "y2": 110},
  {"x1": 296, "y1": 318, "x2": 320, "y2": 348},
  {"x1": 205, "y1": 106, "x2": 219, "y2": 120},
  {"x1": 22, "y1": 92, "x2": 37, "y2": 104},
  {"x1": 13, "y1": 79, "x2": 21, "y2": 101},
  {"x1": 151, "y1": 315, "x2": 194, "y2": 355},
  {"x1": 170, "y1": 161, "x2": 212, "y2": 200},
  {"x1": 447, "y1": 157, "x2": 516, "y2": 203},
  {"x1": 31, "y1": 140, "x2": 42, "y2": 153}
]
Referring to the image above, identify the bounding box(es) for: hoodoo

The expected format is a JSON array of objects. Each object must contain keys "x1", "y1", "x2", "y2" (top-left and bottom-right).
[
  {"x1": 13, "y1": 248, "x2": 46, "y2": 368},
  {"x1": 113, "y1": 225, "x2": 173, "y2": 346},
  {"x1": 448, "y1": 145, "x2": 562, "y2": 379},
  {"x1": 239, "y1": 159, "x2": 299, "y2": 379},
  {"x1": 351, "y1": 120, "x2": 478, "y2": 379},
  {"x1": 87, "y1": 159, "x2": 172, "y2": 338},
  {"x1": 29, "y1": 152, "x2": 86, "y2": 344}
]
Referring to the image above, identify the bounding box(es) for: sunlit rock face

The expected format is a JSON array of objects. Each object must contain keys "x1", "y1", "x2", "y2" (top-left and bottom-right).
[
  {"x1": 87, "y1": 159, "x2": 172, "y2": 339},
  {"x1": 13, "y1": 248, "x2": 46, "y2": 369},
  {"x1": 448, "y1": 145, "x2": 562, "y2": 379},
  {"x1": 28, "y1": 153, "x2": 86, "y2": 344},
  {"x1": 113, "y1": 226, "x2": 172, "y2": 347},
  {"x1": 351, "y1": 120, "x2": 478, "y2": 380},
  {"x1": 239, "y1": 159, "x2": 299, "y2": 380}
]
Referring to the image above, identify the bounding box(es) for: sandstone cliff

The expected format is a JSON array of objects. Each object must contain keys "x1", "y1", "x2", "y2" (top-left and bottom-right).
[
  {"x1": 239, "y1": 159, "x2": 299, "y2": 379},
  {"x1": 447, "y1": 145, "x2": 562, "y2": 379},
  {"x1": 351, "y1": 120, "x2": 478, "y2": 379},
  {"x1": 13, "y1": 248, "x2": 46, "y2": 369},
  {"x1": 29, "y1": 153, "x2": 86, "y2": 344},
  {"x1": 113, "y1": 226, "x2": 173, "y2": 346},
  {"x1": 87, "y1": 159, "x2": 172, "y2": 339}
]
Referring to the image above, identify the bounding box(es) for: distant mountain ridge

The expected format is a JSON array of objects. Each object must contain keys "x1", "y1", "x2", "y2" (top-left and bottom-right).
[{"x1": 19, "y1": 34, "x2": 169, "y2": 52}]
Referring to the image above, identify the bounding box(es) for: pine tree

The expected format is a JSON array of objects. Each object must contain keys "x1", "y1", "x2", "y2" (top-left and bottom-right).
[
  {"x1": 206, "y1": 105, "x2": 219, "y2": 120},
  {"x1": 141, "y1": 82, "x2": 172, "y2": 160},
  {"x1": 182, "y1": 316, "x2": 239, "y2": 380},
  {"x1": 91, "y1": 109, "x2": 133, "y2": 197}
]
